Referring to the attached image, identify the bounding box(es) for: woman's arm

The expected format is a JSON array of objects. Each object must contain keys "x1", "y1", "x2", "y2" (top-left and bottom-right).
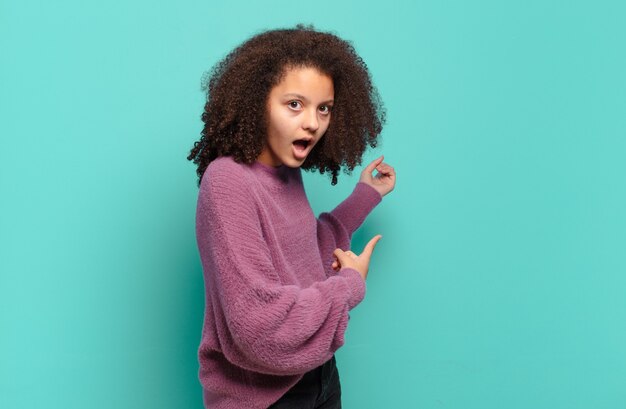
[
  {"x1": 317, "y1": 155, "x2": 395, "y2": 277},
  {"x1": 316, "y1": 182, "x2": 382, "y2": 276}
]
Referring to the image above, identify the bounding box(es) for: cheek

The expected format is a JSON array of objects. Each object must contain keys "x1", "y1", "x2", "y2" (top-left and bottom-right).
[
  {"x1": 270, "y1": 109, "x2": 288, "y2": 128},
  {"x1": 267, "y1": 112, "x2": 285, "y2": 139},
  {"x1": 320, "y1": 117, "x2": 332, "y2": 134}
]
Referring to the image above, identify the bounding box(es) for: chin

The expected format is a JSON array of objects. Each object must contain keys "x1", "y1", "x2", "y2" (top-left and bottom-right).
[
  {"x1": 279, "y1": 153, "x2": 308, "y2": 168},
  {"x1": 283, "y1": 158, "x2": 306, "y2": 168}
]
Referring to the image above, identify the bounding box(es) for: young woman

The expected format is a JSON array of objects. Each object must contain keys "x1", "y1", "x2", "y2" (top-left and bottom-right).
[{"x1": 188, "y1": 24, "x2": 396, "y2": 409}]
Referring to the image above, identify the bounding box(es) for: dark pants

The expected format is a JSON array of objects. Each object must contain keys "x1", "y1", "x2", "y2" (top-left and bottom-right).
[{"x1": 268, "y1": 355, "x2": 341, "y2": 409}]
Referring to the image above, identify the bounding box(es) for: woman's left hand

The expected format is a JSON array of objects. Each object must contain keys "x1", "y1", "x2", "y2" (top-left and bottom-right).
[{"x1": 359, "y1": 155, "x2": 396, "y2": 198}]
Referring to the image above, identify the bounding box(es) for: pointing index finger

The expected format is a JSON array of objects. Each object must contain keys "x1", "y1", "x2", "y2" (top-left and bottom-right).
[
  {"x1": 361, "y1": 234, "x2": 383, "y2": 259},
  {"x1": 364, "y1": 155, "x2": 384, "y2": 174}
]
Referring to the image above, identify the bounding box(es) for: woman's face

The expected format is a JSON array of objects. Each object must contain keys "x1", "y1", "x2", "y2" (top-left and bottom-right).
[{"x1": 258, "y1": 66, "x2": 334, "y2": 168}]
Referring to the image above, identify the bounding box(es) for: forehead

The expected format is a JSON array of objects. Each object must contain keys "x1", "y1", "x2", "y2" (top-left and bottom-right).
[{"x1": 271, "y1": 66, "x2": 334, "y2": 100}]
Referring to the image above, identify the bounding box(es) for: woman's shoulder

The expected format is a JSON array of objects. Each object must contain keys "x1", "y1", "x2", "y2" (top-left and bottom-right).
[
  {"x1": 196, "y1": 157, "x2": 260, "y2": 220},
  {"x1": 202, "y1": 156, "x2": 249, "y2": 180},
  {"x1": 200, "y1": 156, "x2": 254, "y2": 195},
  {"x1": 206, "y1": 156, "x2": 246, "y2": 174}
]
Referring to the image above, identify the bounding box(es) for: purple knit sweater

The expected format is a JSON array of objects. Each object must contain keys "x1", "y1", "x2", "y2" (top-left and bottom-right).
[{"x1": 195, "y1": 156, "x2": 382, "y2": 408}]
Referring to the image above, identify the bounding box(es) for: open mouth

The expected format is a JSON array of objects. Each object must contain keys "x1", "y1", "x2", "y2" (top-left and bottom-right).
[
  {"x1": 292, "y1": 139, "x2": 312, "y2": 159},
  {"x1": 293, "y1": 139, "x2": 310, "y2": 151}
]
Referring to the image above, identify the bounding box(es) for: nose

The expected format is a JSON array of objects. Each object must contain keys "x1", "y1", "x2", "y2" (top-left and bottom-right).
[{"x1": 302, "y1": 108, "x2": 319, "y2": 132}]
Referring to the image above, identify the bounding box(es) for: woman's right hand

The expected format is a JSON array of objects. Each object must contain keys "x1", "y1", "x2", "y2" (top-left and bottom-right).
[{"x1": 332, "y1": 235, "x2": 382, "y2": 280}]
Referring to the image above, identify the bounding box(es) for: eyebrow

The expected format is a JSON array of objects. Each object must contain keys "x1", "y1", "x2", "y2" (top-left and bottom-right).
[{"x1": 283, "y1": 93, "x2": 334, "y2": 104}]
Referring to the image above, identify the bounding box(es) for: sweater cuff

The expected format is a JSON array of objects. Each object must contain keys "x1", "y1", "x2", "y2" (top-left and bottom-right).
[{"x1": 338, "y1": 267, "x2": 366, "y2": 310}]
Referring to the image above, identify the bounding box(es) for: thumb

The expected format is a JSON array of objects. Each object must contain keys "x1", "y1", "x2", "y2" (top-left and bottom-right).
[
  {"x1": 359, "y1": 235, "x2": 382, "y2": 260},
  {"x1": 333, "y1": 248, "x2": 351, "y2": 265}
]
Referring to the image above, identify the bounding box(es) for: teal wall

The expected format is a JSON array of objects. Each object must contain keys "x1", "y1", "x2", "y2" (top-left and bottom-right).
[{"x1": 1, "y1": 0, "x2": 625, "y2": 407}]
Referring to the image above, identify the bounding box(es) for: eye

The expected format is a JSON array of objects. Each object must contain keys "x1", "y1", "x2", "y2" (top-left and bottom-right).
[
  {"x1": 319, "y1": 105, "x2": 333, "y2": 115},
  {"x1": 288, "y1": 101, "x2": 302, "y2": 110}
]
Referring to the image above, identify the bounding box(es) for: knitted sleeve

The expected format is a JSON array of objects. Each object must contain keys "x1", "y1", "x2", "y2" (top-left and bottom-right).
[
  {"x1": 196, "y1": 168, "x2": 368, "y2": 376},
  {"x1": 316, "y1": 182, "x2": 383, "y2": 278}
]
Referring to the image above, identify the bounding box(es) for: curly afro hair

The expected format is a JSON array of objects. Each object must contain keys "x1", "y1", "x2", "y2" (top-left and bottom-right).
[{"x1": 187, "y1": 23, "x2": 386, "y2": 186}]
